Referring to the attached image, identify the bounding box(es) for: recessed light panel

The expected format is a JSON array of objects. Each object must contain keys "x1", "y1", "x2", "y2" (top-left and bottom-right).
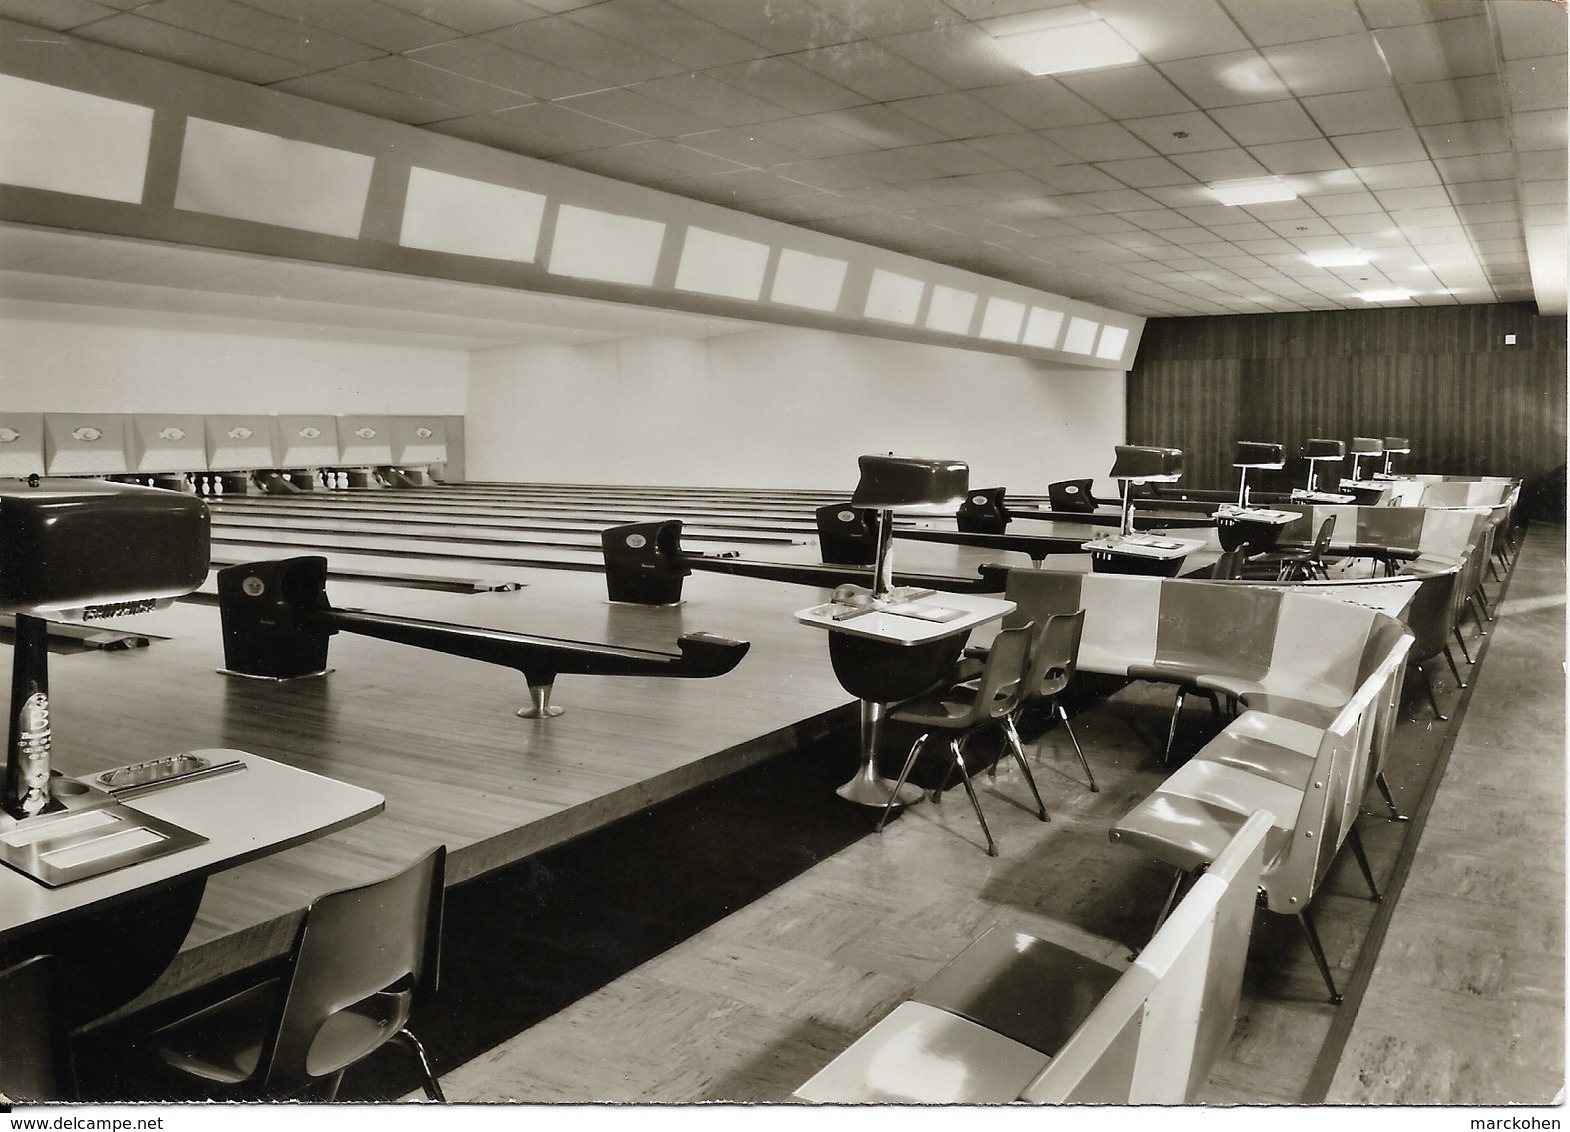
[
  {"x1": 400, "y1": 167, "x2": 546, "y2": 263},
  {"x1": 674, "y1": 227, "x2": 770, "y2": 300},
  {"x1": 0, "y1": 75, "x2": 153, "y2": 204},
  {"x1": 979, "y1": 298, "x2": 1026, "y2": 342},
  {"x1": 549, "y1": 205, "x2": 665, "y2": 286},
  {"x1": 1062, "y1": 316, "x2": 1099, "y2": 354},
  {"x1": 771, "y1": 249, "x2": 847, "y2": 312},
  {"x1": 995, "y1": 20, "x2": 1140, "y2": 76},
  {"x1": 1096, "y1": 325, "x2": 1130, "y2": 360},
  {"x1": 1359, "y1": 289, "x2": 1414, "y2": 303},
  {"x1": 176, "y1": 119, "x2": 374, "y2": 238},
  {"x1": 1305, "y1": 250, "x2": 1370, "y2": 268},
  {"x1": 1208, "y1": 177, "x2": 1298, "y2": 206},
  {"x1": 925, "y1": 285, "x2": 977, "y2": 335},
  {"x1": 1023, "y1": 307, "x2": 1065, "y2": 348},
  {"x1": 864, "y1": 269, "x2": 924, "y2": 324}
]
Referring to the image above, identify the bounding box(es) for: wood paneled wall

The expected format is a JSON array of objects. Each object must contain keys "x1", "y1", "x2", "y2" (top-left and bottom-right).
[{"x1": 1128, "y1": 305, "x2": 1567, "y2": 499}]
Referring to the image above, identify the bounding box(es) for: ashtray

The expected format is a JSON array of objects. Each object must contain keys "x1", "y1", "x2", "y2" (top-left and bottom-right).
[{"x1": 96, "y1": 753, "x2": 244, "y2": 796}]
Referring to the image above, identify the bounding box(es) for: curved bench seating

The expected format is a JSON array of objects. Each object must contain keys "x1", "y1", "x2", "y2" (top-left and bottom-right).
[
  {"x1": 1110, "y1": 624, "x2": 1412, "y2": 1003},
  {"x1": 794, "y1": 811, "x2": 1273, "y2": 1105}
]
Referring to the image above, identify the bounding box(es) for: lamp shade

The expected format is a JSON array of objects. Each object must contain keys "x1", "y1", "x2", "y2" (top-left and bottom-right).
[
  {"x1": 849, "y1": 454, "x2": 969, "y2": 509},
  {"x1": 1109, "y1": 445, "x2": 1183, "y2": 482},
  {"x1": 1350, "y1": 436, "x2": 1384, "y2": 456},
  {"x1": 1303, "y1": 438, "x2": 1345, "y2": 461},
  {"x1": 1383, "y1": 437, "x2": 1410, "y2": 454},
  {"x1": 1233, "y1": 441, "x2": 1285, "y2": 469}
]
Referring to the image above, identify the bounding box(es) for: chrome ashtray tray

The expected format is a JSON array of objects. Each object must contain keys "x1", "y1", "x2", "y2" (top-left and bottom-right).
[{"x1": 97, "y1": 753, "x2": 245, "y2": 797}]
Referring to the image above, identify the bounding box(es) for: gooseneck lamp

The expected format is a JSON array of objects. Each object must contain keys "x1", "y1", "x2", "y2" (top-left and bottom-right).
[
  {"x1": 1107, "y1": 446, "x2": 1183, "y2": 535},
  {"x1": 1300, "y1": 438, "x2": 1345, "y2": 494},
  {"x1": 1232, "y1": 441, "x2": 1284, "y2": 507},
  {"x1": 848, "y1": 454, "x2": 969, "y2": 601}
]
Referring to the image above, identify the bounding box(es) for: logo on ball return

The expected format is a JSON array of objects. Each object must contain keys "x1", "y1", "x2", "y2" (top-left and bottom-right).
[
  {"x1": 626, "y1": 533, "x2": 647, "y2": 549},
  {"x1": 242, "y1": 576, "x2": 267, "y2": 597}
]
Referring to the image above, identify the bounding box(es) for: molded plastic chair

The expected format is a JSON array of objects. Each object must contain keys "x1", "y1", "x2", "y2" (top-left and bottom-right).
[
  {"x1": 1210, "y1": 548, "x2": 1247, "y2": 579},
  {"x1": 878, "y1": 624, "x2": 1046, "y2": 856},
  {"x1": 152, "y1": 846, "x2": 447, "y2": 1102},
  {"x1": 0, "y1": 955, "x2": 75, "y2": 1102},
  {"x1": 1018, "y1": 610, "x2": 1097, "y2": 792},
  {"x1": 1274, "y1": 516, "x2": 1336, "y2": 580}
]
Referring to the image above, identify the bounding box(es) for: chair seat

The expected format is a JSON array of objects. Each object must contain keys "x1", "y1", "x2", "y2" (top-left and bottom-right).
[
  {"x1": 1125, "y1": 660, "x2": 1217, "y2": 686},
  {"x1": 1195, "y1": 671, "x2": 1346, "y2": 708},
  {"x1": 891, "y1": 689, "x2": 999, "y2": 729},
  {"x1": 1196, "y1": 712, "x2": 1322, "y2": 788},
  {"x1": 1110, "y1": 790, "x2": 1293, "y2": 876}
]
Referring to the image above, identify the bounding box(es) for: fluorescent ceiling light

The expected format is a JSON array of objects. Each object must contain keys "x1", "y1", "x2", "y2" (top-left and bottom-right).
[
  {"x1": 995, "y1": 19, "x2": 1139, "y2": 76},
  {"x1": 1208, "y1": 177, "x2": 1298, "y2": 206},
  {"x1": 1305, "y1": 250, "x2": 1370, "y2": 268},
  {"x1": 1359, "y1": 289, "x2": 1413, "y2": 303}
]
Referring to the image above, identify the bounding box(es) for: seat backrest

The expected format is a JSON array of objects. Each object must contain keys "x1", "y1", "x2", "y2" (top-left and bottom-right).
[
  {"x1": 1210, "y1": 548, "x2": 1246, "y2": 579},
  {"x1": 0, "y1": 955, "x2": 73, "y2": 1102},
  {"x1": 1263, "y1": 628, "x2": 1411, "y2": 914},
  {"x1": 1019, "y1": 811, "x2": 1272, "y2": 1104},
  {"x1": 256, "y1": 845, "x2": 446, "y2": 1091},
  {"x1": 1402, "y1": 564, "x2": 1463, "y2": 662},
  {"x1": 1021, "y1": 610, "x2": 1085, "y2": 701},
  {"x1": 1311, "y1": 514, "x2": 1336, "y2": 557},
  {"x1": 972, "y1": 623, "x2": 1034, "y2": 722}
]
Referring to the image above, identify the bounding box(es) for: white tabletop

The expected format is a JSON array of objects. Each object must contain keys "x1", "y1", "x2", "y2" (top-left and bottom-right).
[
  {"x1": 1213, "y1": 506, "x2": 1298, "y2": 525},
  {"x1": 1080, "y1": 534, "x2": 1206, "y2": 560},
  {"x1": 0, "y1": 750, "x2": 383, "y2": 941},
  {"x1": 795, "y1": 592, "x2": 1014, "y2": 646}
]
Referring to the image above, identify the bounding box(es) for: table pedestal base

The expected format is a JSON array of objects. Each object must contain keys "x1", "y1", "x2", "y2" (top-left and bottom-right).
[{"x1": 835, "y1": 701, "x2": 927, "y2": 808}]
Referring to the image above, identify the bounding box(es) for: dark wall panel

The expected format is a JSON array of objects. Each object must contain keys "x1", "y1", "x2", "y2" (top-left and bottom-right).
[{"x1": 1129, "y1": 305, "x2": 1566, "y2": 497}]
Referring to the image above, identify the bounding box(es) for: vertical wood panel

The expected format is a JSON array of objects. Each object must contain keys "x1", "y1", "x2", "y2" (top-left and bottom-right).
[{"x1": 1129, "y1": 305, "x2": 1566, "y2": 491}]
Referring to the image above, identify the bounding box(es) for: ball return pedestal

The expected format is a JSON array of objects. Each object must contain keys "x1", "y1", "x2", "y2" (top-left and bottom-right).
[{"x1": 216, "y1": 556, "x2": 750, "y2": 718}]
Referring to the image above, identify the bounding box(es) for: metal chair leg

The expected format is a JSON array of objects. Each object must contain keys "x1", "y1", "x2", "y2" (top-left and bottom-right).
[
  {"x1": 949, "y1": 738, "x2": 998, "y2": 856},
  {"x1": 1474, "y1": 585, "x2": 1494, "y2": 620},
  {"x1": 1453, "y1": 627, "x2": 1473, "y2": 664},
  {"x1": 877, "y1": 734, "x2": 928, "y2": 833},
  {"x1": 1002, "y1": 716, "x2": 1049, "y2": 822},
  {"x1": 1297, "y1": 909, "x2": 1343, "y2": 1004},
  {"x1": 1443, "y1": 645, "x2": 1467, "y2": 688},
  {"x1": 1348, "y1": 826, "x2": 1381, "y2": 902},
  {"x1": 1411, "y1": 662, "x2": 1449, "y2": 721},
  {"x1": 390, "y1": 1028, "x2": 447, "y2": 1103},
  {"x1": 1055, "y1": 701, "x2": 1097, "y2": 792},
  {"x1": 1162, "y1": 688, "x2": 1186, "y2": 766},
  {"x1": 1374, "y1": 771, "x2": 1409, "y2": 822}
]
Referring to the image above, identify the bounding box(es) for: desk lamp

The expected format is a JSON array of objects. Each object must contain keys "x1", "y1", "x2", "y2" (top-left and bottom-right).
[
  {"x1": 1382, "y1": 438, "x2": 1410, "y2": 476},
  {"x1": 1347, "y1": 437, "x2": 1383, "y2": 481},
  {"x1": 849, "y1": 454, "x2": 969, "y2": 602},
  {"x1": 0, "y1": 478, "x2": 208, "y2": 819},
  {"x1": 1108, "y1": 446, "x2": 1183, "y2": 535},
  {"x1": 1232, "y1": 441, "x2": 1284, "y2": 507},
  {"x1": 1300, "y1": 438, "x2": 1345, "y2": 494}
]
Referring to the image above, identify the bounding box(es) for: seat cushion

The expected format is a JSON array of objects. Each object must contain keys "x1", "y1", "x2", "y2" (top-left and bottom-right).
[
  {"x1": 1194, "y1": 712, "x2": 1323, "y2": 789},
  {"x1": 155, "y1": 980, "x2": 283, "y2": 1086}
]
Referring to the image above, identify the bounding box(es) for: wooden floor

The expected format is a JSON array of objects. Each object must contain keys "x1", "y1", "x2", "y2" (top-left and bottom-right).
[{"x1": 22, "y1": 481, "x2": 1554, "y2": 1109}]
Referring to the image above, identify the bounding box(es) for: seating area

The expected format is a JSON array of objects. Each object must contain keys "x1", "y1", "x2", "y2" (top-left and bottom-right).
[{"x1": 794, "y1": 811, "x2": 1273, "y2": 1104}]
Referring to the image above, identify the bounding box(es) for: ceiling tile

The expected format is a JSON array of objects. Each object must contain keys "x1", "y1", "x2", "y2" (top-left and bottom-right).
[
  {"x1": 1122, "y1": 110, "x2": 1239, "y2": 154},
  {"x1": 705, "y1": 57, "x2": 866, "y2": 116},
  {"x1": 1432, "y1": 152, "x2": 1515, "y2": 184},
  {"x1": 1157, "y1": 49, "x2": 1291, "y2": 108},
  {"x1": 408, "y1": 36, "x2": 599, "y2": 100},
  {"x1": 1261, "y1": 32, "x2": 1394, "y2": 98},
  {"x1": 1357, "y1": 160, "x2": 1444, "y2": 191},
  {"x1": 566, "y1": 0, "x2": 769, "y2": 70},
  {"x1": 0, "y1": 0, "x2": 124, "y2": 32},
  {"x1": 556, "y1": 85, "x2": 723, "y2": 136},
  {"x1": 272, "y1": 69, "x2": 468, "y2": 125},
  {"x1": 72, "y1": 12, "x2": 315, "y2": 83},
  {"x1": 474, "y1": 100, "x2": 649, "y2": 149},
  {"x1": 789, "y1": 40, "x2": 954, "y2": 103},
  {"x1": 236, "y1": 0, "x2": 460, "y2": 54},
  {"x1": 1493, "y1": 0, "x2": 1570, "y2": 61},
  {"x1": 665, "y1": 0, "x2": 856, "y2": 53},
  {"x1": 966, "y1": 131, "x2": 1081, "y2": 169},
  {"x1": 137, "y1": 0, "x2": 386, "y2": 70},
  {"x1": 770, "y1": 159, "x2": 879, "y2": 191},
  {"x1": 1040, "y1": 122, "x2": 1158, "y2": 161},
  {"x1": 894, "y1": 140, "x2": 1009, "y2": 177},
  {"x1": 886, "y1": 91, "x2": 1025, "y2": 139},
  {"x1": 1057, "y1": 66, "x2": 1198, "y2": 121},
  {"x1": 681, "y1": 126, "x2": 810, "y2": 167},
  {"x1": 1372, "y1": 15, "x2": 1497, "y2": 85},
  {"x1": 1093, "y1": 155, "x2": 1194, "y2": 188},
  {"x1": 819, "y1": 0, "x2": 968, "y2": 38},
  {"x1": 1093, "y1": 0, "x2": 1253, "y2": 62},
  {"x1": 1219, "y1": 0, "x2": 1368, "y2": 46},
  {"x1": 1251, "y1": 138, "x2": 1347, "y2": 175},
  {"x1": 1505, "y1": 57, "x2": 1568, "y2": 116},
  {"x1": 1302, "y1": 87, "x2": 1413, "y2": 135},
  {"x1": 747, "y1": 116, "x2": 867, "y2": 159},
  {"x1": 1400, "y1": 74, "x2": 1506, "y2": 126},
  {"x1": 1166, "y1": 146, "x2": 1270, "y2": 182},
  {"x1": 636, "y1": 72, "x2": 794, "y2": 128},
  {"x1": 486, "y1": 15, "x2": 685, "y2": 84},
  {"x1": 804, "y1": 104, "x2": 947, "y2": 149},
  {"x1": 337, "y1": 54, "x2": 530, "y2": 113},
  {"x1": 1209, "y1": 99, "x2": 1321, "y2": 145},
  {"x1": 878, "y1": 23, "x2": 1027, "y2": 90},
  {"x1": 971, "y1": 77, "x2": 1110, "y2": 129},
  {"x1": 1329, "y1": 127, "x2": 1431, "y2": 167},
  {"x1": 375, "y1": 0, "x2": 550, "y2": 35},
  {"x1": 423, "y1": 110, "x2": 580, "y2": 155}
]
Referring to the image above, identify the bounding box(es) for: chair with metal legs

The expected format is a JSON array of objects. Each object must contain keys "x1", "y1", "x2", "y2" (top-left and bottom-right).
[
  {"x1": 151, "y1": 846, "x2": 448, "y2": 1102},
  {"x1": 1015, "y1": 610, "x2": 1097, "y2": 792},
  {"x1": 877, "y1": 624, "x2": 1046, "y2": 856},
  {"x1": 1273, "y1": 516, "x2": 1337, "y2": 581},
  {"x1": 0, "y1": 954, "x2": 76, "y2": 1102}
]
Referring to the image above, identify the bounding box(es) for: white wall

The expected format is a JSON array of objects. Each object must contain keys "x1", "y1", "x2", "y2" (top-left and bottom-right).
[
  {"x1": 466, "y1": 326, "x2": 1126, "y2": 490},
  {"x1": 0, "y1": 317, "x2": 468, "y2": 414}
]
